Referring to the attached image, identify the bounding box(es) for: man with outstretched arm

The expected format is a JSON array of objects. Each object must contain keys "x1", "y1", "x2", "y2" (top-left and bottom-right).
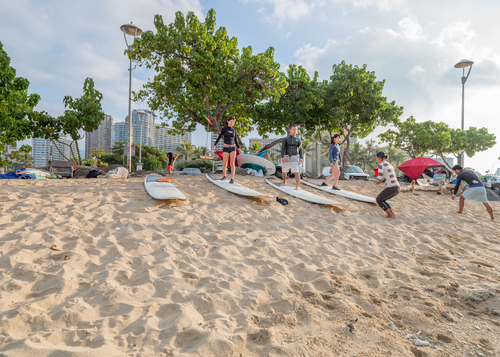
[
  {"x1": 280, "y1": 124, "x2": 303, "y2": 190},
  {"x1": 451, "y1": 165, "x2": 494, "y2": 220}
]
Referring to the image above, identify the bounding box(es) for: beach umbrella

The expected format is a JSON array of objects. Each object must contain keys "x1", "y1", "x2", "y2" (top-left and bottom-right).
[{"x1": 398, "y1": 157, "x2": 444, "y2": 181}]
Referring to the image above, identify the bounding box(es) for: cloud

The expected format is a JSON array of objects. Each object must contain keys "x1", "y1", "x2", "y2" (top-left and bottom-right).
[
  {"x1": 240, "y1": 0, "x2": 324, "y2": 26},
  {"x1": 399, "y1": 14, "x2": 423, "y2": 41},
  {"x1": 1, "y1": 0, "x2": 204, "y2": 118}
]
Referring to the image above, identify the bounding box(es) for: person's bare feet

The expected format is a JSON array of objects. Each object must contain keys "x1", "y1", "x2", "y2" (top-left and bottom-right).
[
  {"x1": 294, "y1": 187, "x2": 300, "y2": 191},
  {"x1": 456, "y1": 211, "x2": 463, "y2": 214}
]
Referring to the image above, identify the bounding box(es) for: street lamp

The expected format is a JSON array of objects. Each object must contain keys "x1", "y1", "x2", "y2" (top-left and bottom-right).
[
  {"x1": 136, "y1": 110, "x2": 146, "y2": 171},
  {"x1": 454, "y1": 58, "x2": 474, "y2": 167},
  {"x1": 120, "y1": 22, "x2": 142, "y2": 173}
]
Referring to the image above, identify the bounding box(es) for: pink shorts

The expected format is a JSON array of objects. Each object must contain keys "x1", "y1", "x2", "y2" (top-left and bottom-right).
[{"x1": 167, "y1": 165, "x2": 173, "y2": 170}]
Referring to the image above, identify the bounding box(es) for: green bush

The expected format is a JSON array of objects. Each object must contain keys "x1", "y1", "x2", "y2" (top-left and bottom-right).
[
  {"x1": 143, "y1": 156, "x2": 162, "y2": 171},
  {"x1": 175, "y1": 159, "x2": 213, "y2": 173}
]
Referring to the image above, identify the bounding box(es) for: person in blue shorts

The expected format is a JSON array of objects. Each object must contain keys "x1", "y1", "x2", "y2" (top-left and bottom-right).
[{"x1": 451, "y1": 165, "x2": 494, "y2": 220}]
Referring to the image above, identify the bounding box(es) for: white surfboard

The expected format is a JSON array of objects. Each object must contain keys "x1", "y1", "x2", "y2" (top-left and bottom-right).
[
  {"x1": 300, "y1": 179, "x2": 380, "y2": 203},
  {"x1": 144, "y1": 175, "x2": 186, "y2": 200},
  {"x1": 237, "y1": 155, "x2": 276, "y2": 176},
  {"x1": 265, "y1": 178, "x2": 347, "y2": 206},
  {"x1": 301, "y1": 179, "x2": 396, "y2": 204},
  {"x1": 205, "y1": 173, "x2": 270, "y2": 197}
]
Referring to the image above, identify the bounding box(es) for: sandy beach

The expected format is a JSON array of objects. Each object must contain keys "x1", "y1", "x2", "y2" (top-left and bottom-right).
[{"x1": 0, "y1": 176, "x2": 499, "y2": 356}]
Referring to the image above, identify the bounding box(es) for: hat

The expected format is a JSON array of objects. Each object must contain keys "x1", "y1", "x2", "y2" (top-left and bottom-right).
[{"x1": 375, "y1": 151, "x2": 387, "y2": 158}]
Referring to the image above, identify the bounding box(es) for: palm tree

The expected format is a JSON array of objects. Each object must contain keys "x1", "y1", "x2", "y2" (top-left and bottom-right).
[
  {"x1": 248, "y1": 142, "x2": 262, "y2": 154},
  {"x1": 362, "y1": 139, "x2": 379, "y2": 172},
  {"x1": 301, "y1": 139, "x2": 315, "y2": 161},
  {"x1": 349, "y1": 142, "x2": 364, "y2": 167},
  {"x1": 176, "y1": 142, "x2": 197, "y2": 161},
  {"x1": 195, "y1": 146, "x2": 209, "y2": 158}
]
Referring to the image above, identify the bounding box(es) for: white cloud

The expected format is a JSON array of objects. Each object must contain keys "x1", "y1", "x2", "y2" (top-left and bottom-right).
[
  {"x1": 240, "y1": 0, "x2": 324, "y2": 26},
  {"x1": 398, "y1": 14, "x2": 423, "y2": 41}
]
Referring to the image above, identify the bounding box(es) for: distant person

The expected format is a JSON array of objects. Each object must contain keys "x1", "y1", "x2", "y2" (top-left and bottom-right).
[
  {"x1": 280, "y1": 124, "x2": 303, "y2": 190},
  {"x1": 374, "y1": 151, "x2": 400, "y2": 219},
  {"x1": 451, "y1": 165, "x2": 494, "y2": 220},
  {"x1": 424, "y1": 169, "x2": 435, "y2": 178},
  {"x1": 166, "y1": 152, "x2": 178, "y2": 174},
  {"x1": 211, "y1": 116, "x2": 243, "y2": 184},
  {"x1": 322, "y1": 134, "x2": 342, "y2": 190}
]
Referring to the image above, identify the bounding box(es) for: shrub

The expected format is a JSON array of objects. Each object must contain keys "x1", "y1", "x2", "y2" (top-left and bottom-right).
[{"x1": 175, "y1": 159, "x2": 213, "y2": 173}]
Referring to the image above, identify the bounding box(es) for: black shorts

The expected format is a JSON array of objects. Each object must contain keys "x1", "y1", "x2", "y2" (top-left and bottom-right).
[{"x1": 223, "y1": 146, "x2": 236, "y2": 153}]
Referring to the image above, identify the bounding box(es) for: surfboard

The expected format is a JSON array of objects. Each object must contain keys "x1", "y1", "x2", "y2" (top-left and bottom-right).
[
  {"x1": 265, "y1": 177, "x2": 347, "y2": 206},
  {"x1": 300, "y1": 179, "x2": 396, "y2": 204},
  {"x1": 205, "y1": 173, "x2": 270, "y2": 198},
  {"x1": 237, "y1": 155, "x2": 276, "y2": 176},
  {"x1": 144, "y1": 174, "x2": 186, "y2": 200}
]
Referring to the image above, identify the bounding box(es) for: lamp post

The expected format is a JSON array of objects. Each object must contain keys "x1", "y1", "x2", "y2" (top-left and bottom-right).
[
  {"x1": 120, "y1": 22, "x2": 142, "y2": 173},
  {"x1": 136, "y1": 110, "x2": 146, "y2": 170},
  {"x1": 454, "y1": 58, "x2": 474, "y2": 167}
]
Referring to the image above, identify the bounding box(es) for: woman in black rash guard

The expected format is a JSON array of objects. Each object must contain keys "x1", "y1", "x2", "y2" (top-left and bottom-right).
[{"x1": 211, "y1": 116, "x2": 243, "y2": 184}]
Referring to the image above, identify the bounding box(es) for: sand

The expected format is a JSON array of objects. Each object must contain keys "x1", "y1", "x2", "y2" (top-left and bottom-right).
[{"x1": 0, "y1": 175, "x2": 499, "y2": 356}]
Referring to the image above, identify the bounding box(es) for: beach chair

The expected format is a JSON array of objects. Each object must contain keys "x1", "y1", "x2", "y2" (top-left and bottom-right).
[{"x1": 50, "y1": 160, "x2": 74, "y2": 178}]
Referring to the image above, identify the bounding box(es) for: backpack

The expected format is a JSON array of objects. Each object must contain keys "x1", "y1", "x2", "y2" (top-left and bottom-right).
[{"x1": 86, "y1": 170, "x2": 101, "y2": 178}]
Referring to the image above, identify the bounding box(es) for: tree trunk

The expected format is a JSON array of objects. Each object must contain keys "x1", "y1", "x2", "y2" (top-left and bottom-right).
[
  {"x1": 51, "y1": 140, "x2": 70, "y2": 161},
  {"x1": 340, "y1": 135, "x2": 350, "y2": 178},
  {"x1": 73, "y1": 140, "x2": 82, "y2": 165},
  {"x1": 258, "y1": 138, "x2": 284, "y2": 153}
]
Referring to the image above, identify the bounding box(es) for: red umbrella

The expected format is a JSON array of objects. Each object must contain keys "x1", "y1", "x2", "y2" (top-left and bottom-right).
[{"x1": 398, "y1": 157, "x2": 443, "y2": 181}]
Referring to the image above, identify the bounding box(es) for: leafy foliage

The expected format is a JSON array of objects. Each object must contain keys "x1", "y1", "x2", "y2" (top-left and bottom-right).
[
  {"x1": 176, "y1": 142, "x2": 197, "y2": 161},
  {"x1": 175, "y1": 159, "x2": 213, "y2": 173},
  {"x1": 0, "y1": 41, "x2": 41, "y2": 168},
  {"x1": 326, "y1": 61, "x2": 403, "y2": 174},
  {"x1": 129, "y1": 8, "x2": 287, "y2": 138},
  {"x1": 247, "y1": 142, "x2": 262, "y2": 154}
]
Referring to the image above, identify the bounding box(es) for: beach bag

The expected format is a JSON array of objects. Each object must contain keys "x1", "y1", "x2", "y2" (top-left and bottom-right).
[{"x1": 86, "y1": 170, "x2": 101, "y2": 178}]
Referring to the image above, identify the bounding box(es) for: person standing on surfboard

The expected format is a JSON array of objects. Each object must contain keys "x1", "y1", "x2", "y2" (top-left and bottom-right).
[
  {"x1": 211, "y1": 116, "x2": 243, "y2": 184},
  {"x1": 322, "y1": 134, "x2": 342, "y2": 190},
  {"x1": 166, "y1": 152, "x2": 178, "y2": 174},
  {"x1": 280, "y1": 124, "x2": 303, "y2": 190},
  {"x1": 374, "y1": 151, "x2": 400, "y2": 219}
]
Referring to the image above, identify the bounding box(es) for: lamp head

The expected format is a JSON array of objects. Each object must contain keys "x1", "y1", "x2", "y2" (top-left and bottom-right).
[
  {"x1": 120, "y1": 23, "x2": 143, "y2": 37},
  {"x1": 454, "y1": 59, "x2": 474, "y2": 68}
]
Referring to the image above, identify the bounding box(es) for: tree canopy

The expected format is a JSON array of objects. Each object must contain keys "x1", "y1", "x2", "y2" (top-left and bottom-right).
[
  {"x1": 379, "y1": 116, "x2": 496, "y2": 169},
  {"x1": 0, "y1": 41, "x2": 41, "y2": 168},
  {"x1": 325, "y1": 61, "x2": 403, "y2": 172},
  {"x1": 129, "y1": 8, "x2": 287, "y2": 138}
]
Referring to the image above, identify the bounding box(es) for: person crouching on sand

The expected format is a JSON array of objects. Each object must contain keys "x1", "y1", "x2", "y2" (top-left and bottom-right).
[
  {"x1": 280, "y1": 124, "x2": 303, "y2": 190},
  {"x1": 166, "y1": 152, "x2": 178, "y2": 174},
  {"x1": 374, "y1": 151, "x2": 400, "y2": 219},
  {"x1": 451, "y1": 165, "x2": 494, "y2": 220},
  {"x1": 322, "y1": 133, "x2": 342, "y2": 190}
]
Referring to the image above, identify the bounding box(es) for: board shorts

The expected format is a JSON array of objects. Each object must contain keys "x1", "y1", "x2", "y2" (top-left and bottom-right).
[
  {"x1": 463, "y1": 186, "x2": 488, "y2": 203},
  {"x1": 281, "y1": 155, "x2": 300, "y2": 173},
  {"x1": 223, "y1": 146, "x2": 236, "y2": 153}
]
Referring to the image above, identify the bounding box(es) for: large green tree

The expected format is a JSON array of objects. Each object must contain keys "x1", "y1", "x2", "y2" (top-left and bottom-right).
[
  {"x1": 129, "y1": 8, "x2": 287, "y2": 139},
  {"x1": 446, "y1": 127, "x2": 496, "y2": 168},
  {"x1": 0, "y1": 41, "x2": 41, "y2": 168},
  {"x1": 378, "y1": 116, "x2": 436, "y2": 159},
  {"x1": 30, "y1": 78, "x2": 104, "y2": 165},
  {"x1": 326, "y1": 61, "x2": 403, "y2": 174}
]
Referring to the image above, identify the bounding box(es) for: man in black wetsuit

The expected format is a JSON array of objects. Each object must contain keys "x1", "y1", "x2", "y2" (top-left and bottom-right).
[
  {"x1": 451, "y1": 165, "x2": 494, "y2": 220},
  {"x1": 211, "y1": 116, "x2": 243, "y2": 184},
  {"x1": 280, "y1": 124, "x2": 303, "y2": 190}
]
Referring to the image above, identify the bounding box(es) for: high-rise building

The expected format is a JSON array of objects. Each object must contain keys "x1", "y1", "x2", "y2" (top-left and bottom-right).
[
  {"x1": 155, "y1": 126, "x2": 192, "y2": 152},
  {"x1": 85, "y1": 114, "x2": 113, "y2": 158},
  {"x1": 248, "y1": 137, "x2": 282, "y2": 151},
  {"x1": 125, "y1": 109, "x2": 158, "y2": 147},
  {"x1": 496, "y1": 168, "x2": 500, "y2": 176},
  {"x1": 32, "y1": 137, "x2": 77, "y2": 167},
  {"x1": 112, "y1": 122, "x2": 129, "y2": 147}
]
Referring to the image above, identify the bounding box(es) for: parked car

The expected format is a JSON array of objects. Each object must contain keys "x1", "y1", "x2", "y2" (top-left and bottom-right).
[
  {"x1": 322, "y1": 165, "x2": 370, "y2": 180},
  {"x1": 216, "y1": 164, "x2": 223, "y2": 171},
  {"x1": 171, "y1": 170, "x2": 182, "y2": 175},
  {"x1": 181, "y1": 168, "x2": 202, "y2": 175}
]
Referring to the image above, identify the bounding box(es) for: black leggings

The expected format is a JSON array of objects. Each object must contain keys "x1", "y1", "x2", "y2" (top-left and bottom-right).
[{"x1": 376, "y1": 187, "x2": 400, "y2": 211}]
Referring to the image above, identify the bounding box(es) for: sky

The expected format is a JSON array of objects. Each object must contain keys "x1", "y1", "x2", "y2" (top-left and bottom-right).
[{"x1": 1, "y1": 0, "x2": 500, "y2": 173}]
